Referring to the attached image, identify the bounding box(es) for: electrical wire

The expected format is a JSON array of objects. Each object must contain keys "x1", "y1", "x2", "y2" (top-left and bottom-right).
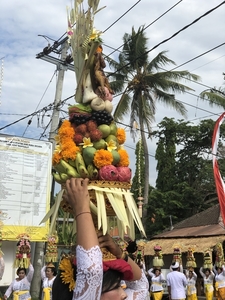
[
  {"x1": 104, "y1": 0, "x2": 184, "y2": 58},
  {"x1": 169, "y1": 42, "x2": 225, "y2": 72},
  {"x1": 22, "y1": 70, "x2": 57, "y2": 137},
  {"x1": 102, "y1": 0, "x2": 142, "y2": 33},
  {"x1": 109, "y1": 1, "x2": 225, "y2": 76}
]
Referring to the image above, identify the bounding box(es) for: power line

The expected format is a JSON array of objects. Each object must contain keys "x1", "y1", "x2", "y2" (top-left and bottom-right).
[
  {"x1": 104, "y1": 0, "x2": 184, "y2": 58},
  {"x1": 22, "y1": 70, "x2": 57, "y2": 137},
  {"x1": 103, "y1": 0, "x2": 142, "y2": 33},
  {"x1": 109, "y1": 1, "x2": 225, "y2": 76},
  {"x1": 169, "y1": 42, "x2": 225, "y2": 72}
]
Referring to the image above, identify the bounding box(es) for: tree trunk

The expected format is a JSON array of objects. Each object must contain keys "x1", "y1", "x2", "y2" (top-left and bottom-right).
[
  {"x1": 140, "y1": 121, "x2": 149, "y2": 234},
  {"x1": 30, "y1": 242, "x2": 45, "y2": 299}
]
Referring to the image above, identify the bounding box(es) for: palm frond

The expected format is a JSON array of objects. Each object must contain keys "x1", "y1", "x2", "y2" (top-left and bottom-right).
[
  {"x1": 154, "y1": 89, "x2": 187, "y2": 117},
  {"x1": 147, "y1": 51, "x2": 176, "y2": 72},
  {"x1": 113, "y1": 92, "x2": 131, "y2": 121},
  {"x1": 200, "y1": 89, "x2": 225, "y2": 108}
]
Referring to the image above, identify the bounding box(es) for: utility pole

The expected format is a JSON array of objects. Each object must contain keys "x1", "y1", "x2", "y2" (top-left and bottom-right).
[{"x1": 31, "y1": 39, "x2": 71, "y2": 298}]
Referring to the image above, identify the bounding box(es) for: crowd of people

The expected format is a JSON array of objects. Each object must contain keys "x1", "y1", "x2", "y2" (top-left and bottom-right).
[
  {"x1": 146, "y1": 262, "x2": 225, "y2": 300},
  {"x1": 1, "y1": 178, "x2": 225, "y2": 300}
]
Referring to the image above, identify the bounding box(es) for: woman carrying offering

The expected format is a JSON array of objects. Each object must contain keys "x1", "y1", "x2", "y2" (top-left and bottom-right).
[
  {"x1": 53, "y1": 177, "x2": 149, "y2": 300},
  {"x1": 147, "y1": 267, "x2": 164, "y2": 300},
  {"x1": 199, "y1": 267, "x2": 215, "y2": 300},
  {"x1": 41, "y1": 263, "x2": 57, "y2": 300},
  {"x1": 214, "y1": 265, "x2": 225, "y2": 300},
  {"x1": 3, "y1": 263, "x2": 34, "y2": 300},
  {"x1": 186, "y1": 268, "x2": 198, "y2": 300}
]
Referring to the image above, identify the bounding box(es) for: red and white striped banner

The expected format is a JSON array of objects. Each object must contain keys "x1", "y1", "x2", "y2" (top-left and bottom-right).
[{"x1": 212, "y1": 112, "x2": 225, "y2": 224}]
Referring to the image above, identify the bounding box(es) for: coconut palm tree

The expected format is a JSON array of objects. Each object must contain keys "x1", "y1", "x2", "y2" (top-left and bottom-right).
[
  {"x1": 106, "y1": 26, "x2": 200, "y2": 228},
  {"x1": 200, "y1": 79, "x2": 225, "y2": 107}
]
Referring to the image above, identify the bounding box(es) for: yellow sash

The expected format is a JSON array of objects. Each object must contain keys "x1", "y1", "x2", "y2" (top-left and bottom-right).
[
  {"x1": 43, "y1": 287, "x2": 52, "y2": 300},
  {"x1": 13, "y1": 290, "x2": 30, "y2": 300},
  {"x1": 205, "y1": 283, "x2": 212, "y2": 292},
  {"x1": 215, "y1": 282, "x2": 219, "y2": 291}
]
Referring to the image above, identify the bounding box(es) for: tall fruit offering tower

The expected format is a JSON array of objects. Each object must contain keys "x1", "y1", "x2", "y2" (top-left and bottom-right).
[{"x1": 51, "y1": 0, "x2": 145, "y2": 240}]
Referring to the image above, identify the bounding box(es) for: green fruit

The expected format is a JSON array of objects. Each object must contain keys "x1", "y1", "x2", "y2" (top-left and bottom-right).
[
  {"x1": 98, "y1": 124, "x2": 111, "y2": 138},
  {"x1": 93, "y1": 139, "x2": 106, "y2": 150},
  {"x1": 111, "y1": 150, "x2": 120, "y2": 165},
  {"x1": 105, "y1": 134, "x2": 118, "y2": 143},
  {"x1": 109, "y1": 123, "x2": 117, "y2": 135},
  {"x1": 83, "y1": 147, "x2": 97, "y2": 166}
]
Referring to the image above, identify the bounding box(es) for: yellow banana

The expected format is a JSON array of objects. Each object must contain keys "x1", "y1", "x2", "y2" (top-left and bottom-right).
[
  {"x1": 52, "y1": 172, "x2": 65, "y2": 184},
  {"x1": 87, "y1": 163, "x2": 99, "y2": 179},
  {"x1": 68, "y1": 159, "x2": 77, "y2": 168},
  {"x1": 53, "y1": 162, "x2": 66, "y2": 174},
  {"x1": 75, "y1": 152, "x2": 89, "y2": 178},
  {"x1": 60, "y1": 159, "x2": 80, "y2": 178},
  {"x1": 60, "y1": 173, "x2": 70, "y2": 182}
]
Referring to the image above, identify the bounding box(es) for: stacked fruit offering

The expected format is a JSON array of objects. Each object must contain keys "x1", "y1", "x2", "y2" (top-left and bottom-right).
[
  {"x1": 52, "y1": 103, "x2": 132, "y2": 184},
  {"x1": 186, "y1": 248, "x2": 196, "y2": 268},
  {"x1": 203, "y1": 250, "x2": 212, "y2": 269}
]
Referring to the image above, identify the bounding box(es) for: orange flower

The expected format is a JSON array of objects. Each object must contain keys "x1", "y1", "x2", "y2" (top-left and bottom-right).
[
  {"x1": 53, "y1": 152, "x2": 62, "y2": 165},
  {"x1": 117, "y1": 149, "x2": 129, "y2": 167},
  {"x1": 58, "y1": 120, "x2": 75, "y2": 139},
  {"x1": 116, "y1": 128, "x2": 126, "y2": 144},
  {"x1": 93, "y1": 149, "x2": 113, "y2": 169}
]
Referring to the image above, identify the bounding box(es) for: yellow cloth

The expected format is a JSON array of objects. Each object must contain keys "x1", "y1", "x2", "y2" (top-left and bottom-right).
[
  {"x1": 150, "y1": 290, "x2": 163, "y2": 300},
  {"x1": 217, "y1": 286, "x2": 225, "y2": 300},
  {"x1": 215, "y1": 282, "x2": 219, "y2": 291},
  {"x1": 205, "y1": 290, "x2": 214, "y2": 300},
  {"x1": 187, "y1": 293, "x2": 198, "y2": 300},
  {"x1": 13, "y1": 290, "x2": 30, "y2": 300},
  {"x1": 43, "y1": 287, "x2": 52, "y2": 300}
]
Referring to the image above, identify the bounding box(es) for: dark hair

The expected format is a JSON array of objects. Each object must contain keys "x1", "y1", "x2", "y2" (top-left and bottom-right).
[
  {"x1": 102, "y1": 269, "x2": 123, "y2": 294},
  {"x1": 126, "y1": 241, "x2": 137, "y2": 254},
  {"x1": 204, "y1": 268, "x2": 210, "y2": 273},
  {"x1": 52, "y1": 265, "x2": 77, "y2": 300},
  {"x1": 46, "y1": 266, "x2": 57, "y2": 276},
  {"x1": 17, "y1": 268, "x2": 26, "y2": 276},
  {"x1": 154, "y1": 268, "x2": 161, "y2": 274}
]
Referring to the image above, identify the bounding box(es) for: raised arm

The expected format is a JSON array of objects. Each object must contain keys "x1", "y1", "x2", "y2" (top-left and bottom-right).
[
  {"x1": 98, "y1": 232, "x2": 141, "y2": 281},
  {"x1": 0, "y1": 257, "x2": 5, "y2": 280},
  {"x1": 66, "y1": 178, "x2": 98, "y2": 250},
  {"x1": 65, "y1": 178, "x2": 103, "y2": 299},
  {"x1": 147, "y1": 268, "x2": 154, "y2": 277},
  {"x1": 27, "y1": 263, "x2": 34, "y2": 282},
  {"x1": 199, "y1": 267, "x2": 205, "y2": 278},
  {"x1": 41, "y1": 265, "x2": 46, "y2": 281}
]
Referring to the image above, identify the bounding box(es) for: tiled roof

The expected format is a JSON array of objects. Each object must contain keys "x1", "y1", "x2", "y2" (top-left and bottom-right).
[{"x1": 173, "y1": 204, "x2": 221, "y2": 229}]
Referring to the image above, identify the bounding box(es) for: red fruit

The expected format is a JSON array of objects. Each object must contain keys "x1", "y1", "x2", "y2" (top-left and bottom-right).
[
  {"x1": 86, "y1": 120, "x2": 97, "y2": 131},
  {"x1": 116, "y1": 167, "x2": 132, "y2": 182},
  {"x1": 89, "y1": 129, "x2": 102, "y2": 142},
  {"x1": 99, "y1": 165, "x2": 118, "y2": 181},
  {"x1": 73, "y1": 134, "x2": 84, "y2": 145},
  {"x1": 75, "y1": 124, "x2": 87, "y2": 135}
]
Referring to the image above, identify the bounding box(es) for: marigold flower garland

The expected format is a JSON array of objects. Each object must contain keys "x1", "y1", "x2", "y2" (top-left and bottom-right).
[
  {"x1": 53, "y1": 120, "x2": 80, "y2": 165},
  {"x1": 117, "y1": 149, "x2": 129, "y2": 167}
]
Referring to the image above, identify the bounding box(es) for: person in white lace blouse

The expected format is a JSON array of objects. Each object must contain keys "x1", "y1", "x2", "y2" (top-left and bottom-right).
[
  {"x1": 3, "y1": 263, "x2": 34, "y2": 300},
  {"x1": 53, "y1": 177, "x2": 149, "y2": 300}
]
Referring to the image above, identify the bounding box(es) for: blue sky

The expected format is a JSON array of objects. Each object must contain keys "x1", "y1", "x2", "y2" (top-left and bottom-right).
[{"x1": 0, "y1": 0, "x2": 224, "y2": 187}]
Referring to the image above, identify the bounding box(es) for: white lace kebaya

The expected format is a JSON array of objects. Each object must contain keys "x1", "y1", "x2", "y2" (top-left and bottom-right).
[{"x1": 73, "y1": 245, "x2": 149, "y2": 300}]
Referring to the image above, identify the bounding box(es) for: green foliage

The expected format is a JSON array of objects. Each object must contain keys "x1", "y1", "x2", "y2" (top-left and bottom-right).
[
  {"x1": 146, "y1": 117, "x2": 225, "y2": 237},
  {"x1": 107, "y1": 25, "x2": 201, "y2": 231}
]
